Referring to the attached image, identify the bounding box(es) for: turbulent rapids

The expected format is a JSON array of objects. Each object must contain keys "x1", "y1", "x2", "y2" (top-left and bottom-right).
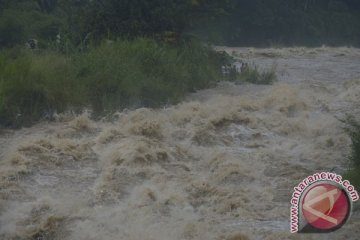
[{"x1": 1, "y1": 47, "x2": 360, "y2": 240}]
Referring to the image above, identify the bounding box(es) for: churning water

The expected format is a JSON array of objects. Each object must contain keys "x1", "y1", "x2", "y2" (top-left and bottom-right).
[{"x1": 0, "y1": 47, "x2": 359, "y2": 239}]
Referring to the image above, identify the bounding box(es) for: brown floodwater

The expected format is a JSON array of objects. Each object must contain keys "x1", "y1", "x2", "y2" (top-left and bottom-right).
[{"x1": 1, "y1": 47, "x2": 359, "y2": 240}]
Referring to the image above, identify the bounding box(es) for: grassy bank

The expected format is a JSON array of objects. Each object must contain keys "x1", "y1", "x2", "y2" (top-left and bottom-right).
[{"x1": 0, "y1": 39, "x2": 224, "y2": 127}]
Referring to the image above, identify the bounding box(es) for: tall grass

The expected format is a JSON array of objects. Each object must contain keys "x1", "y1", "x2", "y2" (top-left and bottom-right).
[
  {"x1": 237, "y1": 65, "x2": 277, "y2": 85},
  {"x1": 0, "y1": 49, "x2": 81, "y2": 126},
  {"x1": 0, "y1": 39, "x2": 224, "y2": 127},
  {"x1": 75, "y1": 39, "x2": 222, "y2": 112},
  {"x1": 344, "y1": 116, "x2": 360, "y2": 190}
]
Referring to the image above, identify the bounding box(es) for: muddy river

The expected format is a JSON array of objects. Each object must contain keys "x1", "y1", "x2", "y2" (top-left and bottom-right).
[{"x1": 1, "y1": 47, "x2": 359, "y2": 239}]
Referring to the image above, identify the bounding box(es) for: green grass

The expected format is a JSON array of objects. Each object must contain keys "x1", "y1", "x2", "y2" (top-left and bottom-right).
[
  {"x1": 0, "y1": 39, "x2": 224, "y2": 127},
  {"x1": 0, "y1": 49, "x2": 80, "y2": 126},
  {"x1": 343, "y1": 116, "x2": 360, "y2": 190},
  {"x1": 236, "y1": 65, "x2": 277, "y2": 85},
  {"x1": 75, "y1": 39, "x2": 222, "y2": 112}
]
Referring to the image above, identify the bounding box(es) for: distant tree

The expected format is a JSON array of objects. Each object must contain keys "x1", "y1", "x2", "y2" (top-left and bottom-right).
[
  {"x1": 37, "y1": 0, "x2": 58, "y2": 13},
  {"x1": 200, "y1": 0, "x2": 360, "y2": 46},
  {"x1": 71, "y1": 0, "x2": 229, "y2": 43},
  {"x1": 0, "y1": 0, "x2": 63, "y2": 48},
  {"x1": 0, "y1": 13, "x2": 25, "y2": 47}
]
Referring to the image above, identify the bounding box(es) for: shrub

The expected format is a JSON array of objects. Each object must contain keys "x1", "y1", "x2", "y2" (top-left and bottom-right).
[
  {"x1": 0, "y1": 49, "x2": 81, "y2": 127},
  {"x1": 75, "y1": 39, "x2": 222, "y2": 113},
  {"x1": 0, "y1": 39, "x2": 224, "y2": 127}
]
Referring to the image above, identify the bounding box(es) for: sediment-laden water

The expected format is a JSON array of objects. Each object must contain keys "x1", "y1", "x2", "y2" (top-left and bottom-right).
[{"x1": 0, "y1": 47, "x2": 359, "y2": 240}]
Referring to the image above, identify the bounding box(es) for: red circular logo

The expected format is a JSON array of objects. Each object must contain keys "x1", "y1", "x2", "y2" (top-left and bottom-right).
[{"x1": 301, "y1": 183, "x2": 350, "y2": 231}]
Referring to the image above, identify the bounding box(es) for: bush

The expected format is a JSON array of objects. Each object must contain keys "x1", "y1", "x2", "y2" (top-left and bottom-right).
[
  {"x1": 0, "y1": 39, "x2": 224, "y2": 127},
  {"x1": 0, "y1": 49, "x2": 81, "y2": 127},
  {"x1": 75, "y1": 39, "x2": 222, "y2": 113}
]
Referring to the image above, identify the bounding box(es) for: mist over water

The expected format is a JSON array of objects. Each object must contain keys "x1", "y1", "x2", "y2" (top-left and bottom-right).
[{"x1": 1, "y1": 47, "x2": 360, "y2": 239}]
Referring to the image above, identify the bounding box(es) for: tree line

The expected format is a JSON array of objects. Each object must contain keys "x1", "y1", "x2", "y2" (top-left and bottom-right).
[
  {"x1": 203, "y1": 0, "x2": 360, "y2": 46},
  {"x1": 0, "y1": 0, "x2": 359, "y2": 48}
]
